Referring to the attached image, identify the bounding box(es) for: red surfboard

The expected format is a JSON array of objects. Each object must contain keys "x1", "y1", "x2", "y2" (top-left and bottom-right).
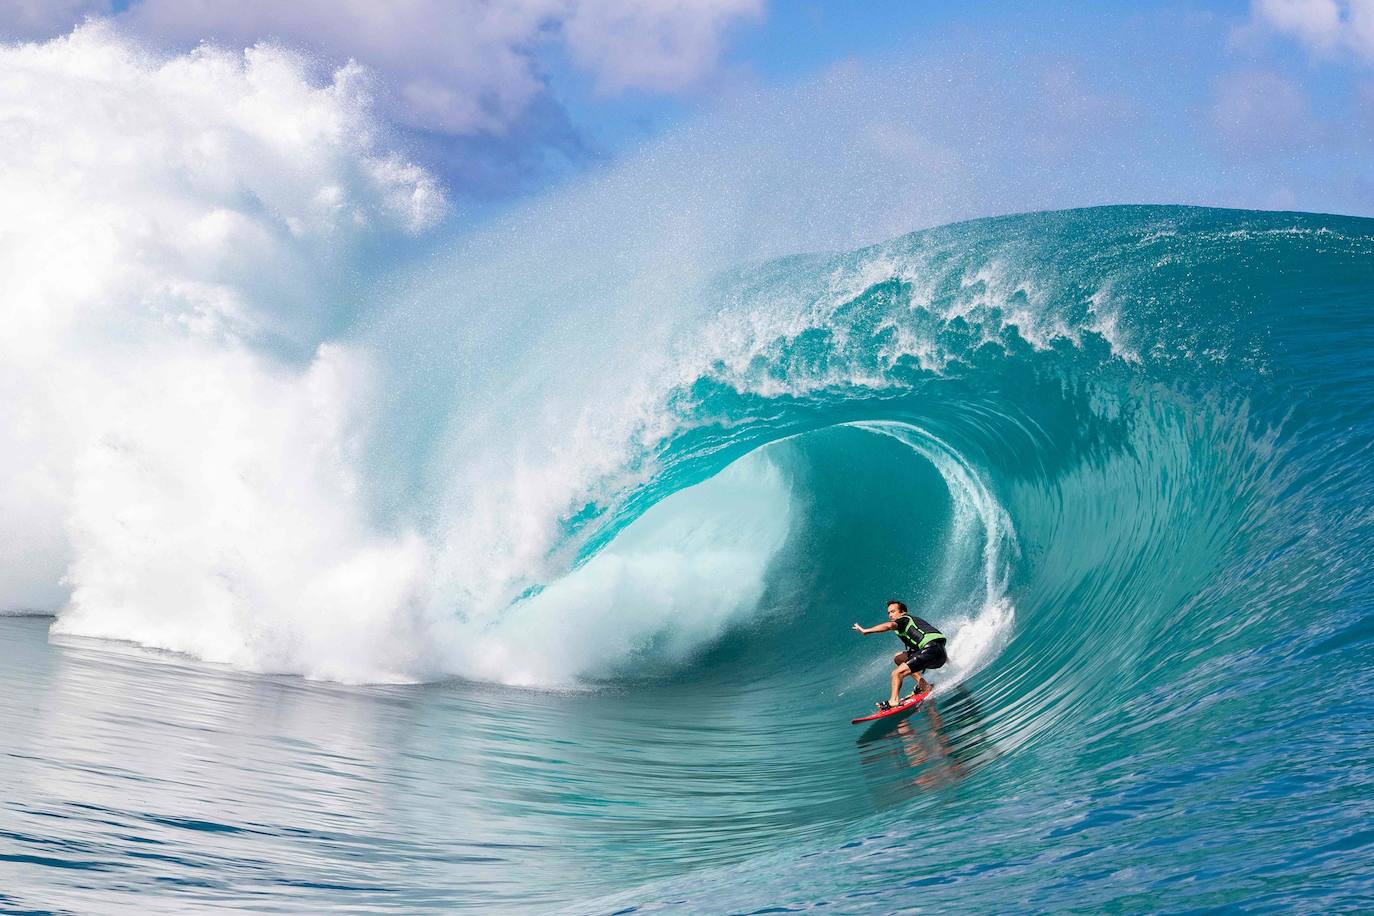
[{"x1": 850, "y1": 689, "x2": 931, "y2": 724}]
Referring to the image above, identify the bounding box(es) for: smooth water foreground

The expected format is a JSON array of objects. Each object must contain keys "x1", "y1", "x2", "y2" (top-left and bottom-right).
[
  {"x1": 4, "y1": 206, "x2": 1374, "y2": 912},
  {"x1": 3, "y1": 613, "x2": 989, "y2": 913}
]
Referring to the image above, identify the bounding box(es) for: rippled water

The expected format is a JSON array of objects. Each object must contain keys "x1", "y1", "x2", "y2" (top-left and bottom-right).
[
  {"x1": 6, "y1": 593, "x2": 1370, "y2": 913},
  {"x1": 3, "y1": 614, "x2": 993, "y2": 912}
]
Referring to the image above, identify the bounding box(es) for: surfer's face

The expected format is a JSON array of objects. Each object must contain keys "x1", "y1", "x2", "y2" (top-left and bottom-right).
[{"x1": 886, "y1": 604, "x2": 902, "y2": 620}]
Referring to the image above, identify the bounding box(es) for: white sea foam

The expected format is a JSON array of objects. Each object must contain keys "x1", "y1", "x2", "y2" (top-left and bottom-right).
[
  {"x1": 0, "y1": 24, "x2": 796, "y2": 686},
  {"x1": 1, "y1": 24, "x2": 442, "y2": 680},
  {"x1": 442, "y1": 454, "x2": 794, "y2": 687},
  {"x1": 3, "y1": 23, "x2": 1064, "y2": 687},
  {"x1": 0, "y1": 25, "x2": 805, "y2": 685}
]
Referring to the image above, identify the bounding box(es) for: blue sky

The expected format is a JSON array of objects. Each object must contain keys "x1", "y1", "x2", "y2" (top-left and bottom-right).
[
  {"x1": 542, "y1": 1, "x2": 1373, "y2": 231},
  {"x1": 3, "y1": 1, "x2": 1372, "y2": 228}
]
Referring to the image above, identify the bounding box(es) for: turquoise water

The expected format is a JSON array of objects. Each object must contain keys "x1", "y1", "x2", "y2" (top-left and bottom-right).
[{"x1": 4, "y1": 206, "x2": 1374, "y2": 911}]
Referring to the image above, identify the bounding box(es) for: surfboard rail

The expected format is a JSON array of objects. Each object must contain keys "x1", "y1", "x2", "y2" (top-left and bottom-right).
[{"x1": 850, "y1": 688, "x2": 931, "y2": 724}]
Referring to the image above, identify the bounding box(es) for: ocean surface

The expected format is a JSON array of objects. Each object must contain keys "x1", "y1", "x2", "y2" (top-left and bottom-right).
[{"x1": 4, "y1": 205, "x2": 1374, "y2": 913}]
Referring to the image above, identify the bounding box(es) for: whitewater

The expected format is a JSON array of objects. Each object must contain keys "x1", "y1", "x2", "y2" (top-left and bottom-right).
[{"x1": 3, "y1": 25, "x2": 1373, "y2": 913}]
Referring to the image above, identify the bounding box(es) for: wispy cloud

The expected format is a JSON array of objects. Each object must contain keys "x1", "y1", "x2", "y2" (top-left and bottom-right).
[
  {"x1": 1211, "y1": 68, "x2": 1318, "y2": 157},
  {"x1": 1, "y1": 0, "x2": 763, "y2": 136},
  {"x1": 1248, "y1": 0, "x2": 1374, "y2": 61},
  {"x1": 562, "y1": 0, "x2": 762, "y2": 94},
  {"x1": 0, "y1": 0, "x2": 110, "y2": 40}
]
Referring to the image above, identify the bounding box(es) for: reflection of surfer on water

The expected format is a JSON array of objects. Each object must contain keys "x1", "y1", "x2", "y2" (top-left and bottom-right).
[
  {"x1": 856, "y1": 687, "x2": 995, "y2": 801},
  {"x1": 893, "y1": 704, "x2": 963, "y2": 791}
]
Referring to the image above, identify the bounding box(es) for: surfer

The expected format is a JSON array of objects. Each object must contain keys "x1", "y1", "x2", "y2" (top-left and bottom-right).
[{"x1": 852, "y1": 600, "x2": 947, "y2": 710}]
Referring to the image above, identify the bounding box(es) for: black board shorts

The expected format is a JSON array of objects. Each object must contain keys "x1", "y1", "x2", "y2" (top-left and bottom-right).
[{"x1": 901, "y1": 640, "x2": 947, "y2": 673}]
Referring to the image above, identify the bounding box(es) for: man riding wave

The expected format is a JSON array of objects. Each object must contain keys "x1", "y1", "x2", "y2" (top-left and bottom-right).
[{"x1": 852, "y1": 600, "x2": 947, "y2": 710}]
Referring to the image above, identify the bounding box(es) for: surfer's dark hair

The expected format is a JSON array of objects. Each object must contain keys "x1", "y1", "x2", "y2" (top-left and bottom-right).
[{"x1": 887, "y1": 600, "x2": 907, "y2": 613}]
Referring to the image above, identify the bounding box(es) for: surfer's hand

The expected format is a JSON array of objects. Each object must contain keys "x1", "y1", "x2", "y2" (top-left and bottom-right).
[{"x1": 852, "y1": 623, "x2": 864, "y2": 634}]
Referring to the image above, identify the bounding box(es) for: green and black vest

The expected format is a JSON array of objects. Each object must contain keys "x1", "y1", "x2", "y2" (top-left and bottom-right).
[{"x1": 895, "y1": 614, "x2": 945, "y2": 652}]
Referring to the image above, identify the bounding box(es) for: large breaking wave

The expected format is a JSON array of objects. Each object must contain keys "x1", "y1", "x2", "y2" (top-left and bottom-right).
[{"x1": 5, "y1": 28, "x2": 1372, "y2": 740}]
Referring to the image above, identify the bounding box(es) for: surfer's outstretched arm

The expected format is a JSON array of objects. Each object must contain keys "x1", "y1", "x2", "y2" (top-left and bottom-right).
[{"x1": 852, "y1": 621, "x2": 897, "y2": 635}]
